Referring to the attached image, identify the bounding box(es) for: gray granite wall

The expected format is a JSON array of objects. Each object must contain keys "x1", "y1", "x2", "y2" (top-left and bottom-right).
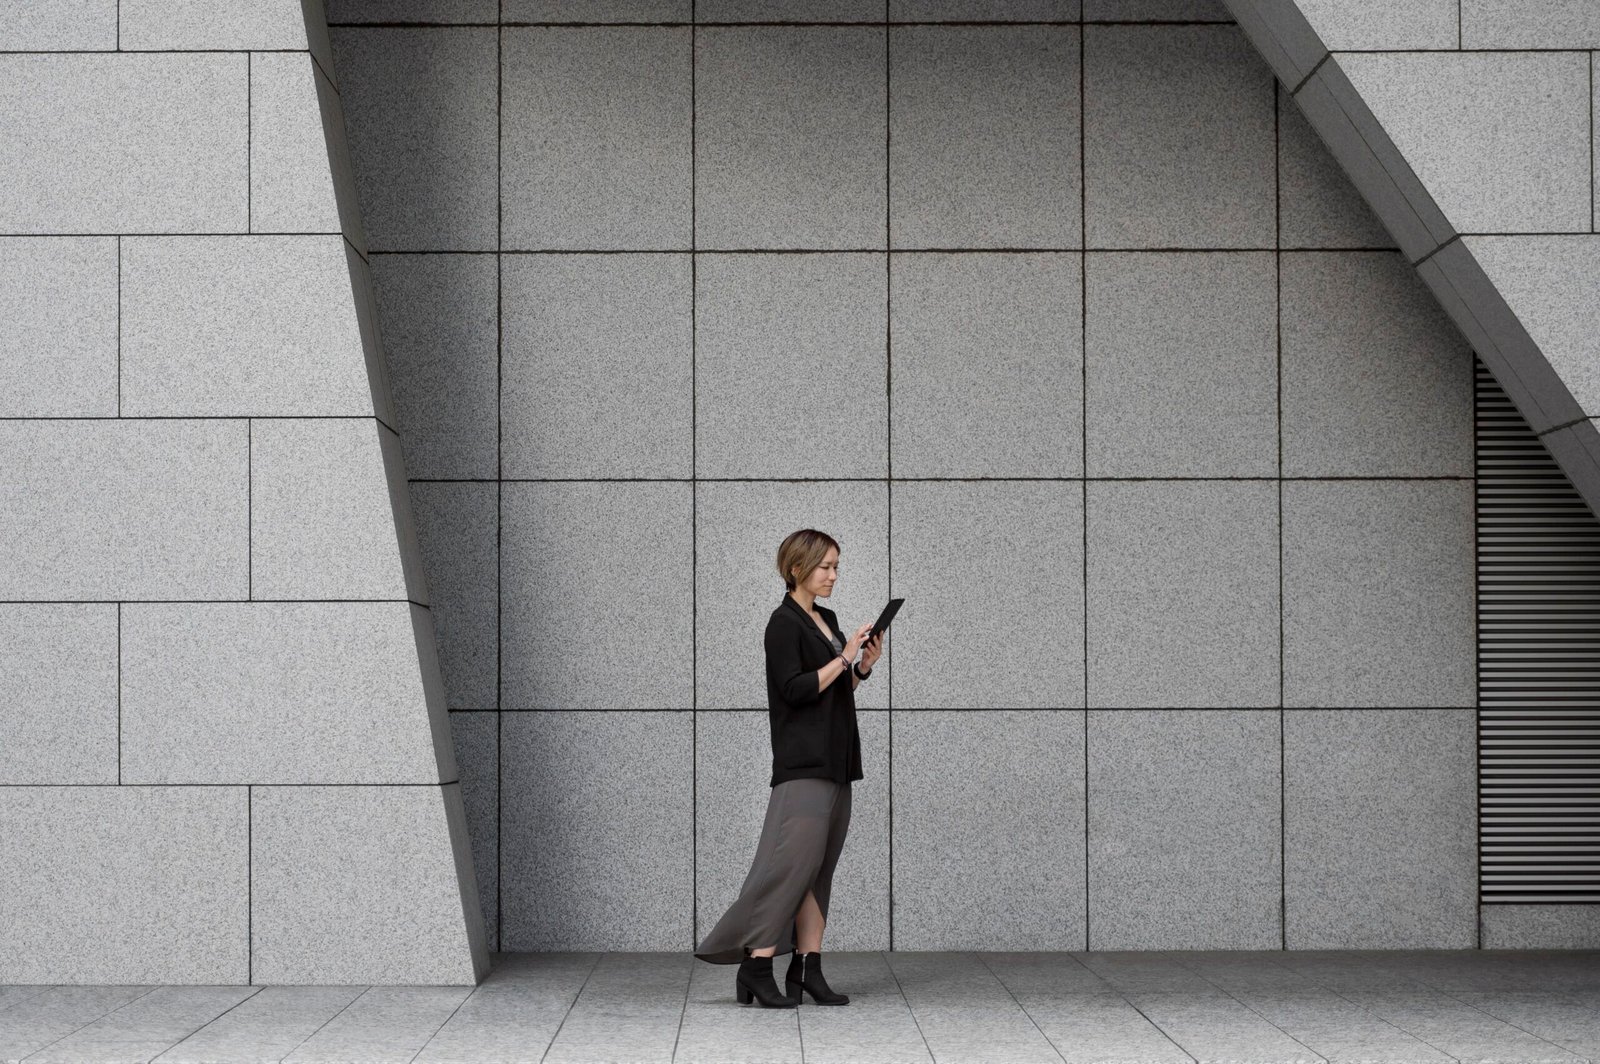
[
  {"x1": 0, "y1": 1, "x2": 488, "y2": 983},
  {"x1": 325, "y1": 0, "x2": 1501, "y2": 954},
  {"x1": 1226, "y1": 0, "x2": 1600, "y2": 952}
]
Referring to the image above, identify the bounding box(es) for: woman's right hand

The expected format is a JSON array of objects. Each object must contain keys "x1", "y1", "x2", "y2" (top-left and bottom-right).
[{"x1": 843, "y1": 622, "x2": 873, "y2": 659}]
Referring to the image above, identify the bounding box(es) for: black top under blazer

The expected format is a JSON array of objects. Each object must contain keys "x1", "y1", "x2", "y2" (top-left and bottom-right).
[{"x1": 764, "y1": 592, "x2": 864, "y2": 787}]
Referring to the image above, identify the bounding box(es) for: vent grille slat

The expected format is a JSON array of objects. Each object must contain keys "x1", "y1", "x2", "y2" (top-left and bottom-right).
[{"x1": 1476, "y1": 358, "x2": 1600, "y2": 904}]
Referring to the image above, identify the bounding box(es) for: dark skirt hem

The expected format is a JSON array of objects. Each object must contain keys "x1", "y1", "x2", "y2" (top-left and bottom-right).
[{"x1": 692, "y1": 942, "x2": 797, "y2": 965}]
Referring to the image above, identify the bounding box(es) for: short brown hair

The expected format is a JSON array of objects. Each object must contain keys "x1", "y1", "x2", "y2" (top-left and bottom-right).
[{"x1": 776, "y1": 529, "x2": 841, "y2": 591}]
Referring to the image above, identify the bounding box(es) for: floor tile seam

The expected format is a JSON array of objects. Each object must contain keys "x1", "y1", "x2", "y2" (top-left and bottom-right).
[
  {"x1": 1554, "y1": 989, "x2": 1600, "y2": 1018},
  {"x1": 279, "y1": 984, "x2": 372, "y2": 1062},
  {"x1": 667, "y1": 949, "x2": 692, "y2": 1064},
  {"x1": 973, "y1": 952, "x2": 1071, "y2": 1064},
  {"x1": 1164, "y1": 954, "x2": 1333, "y2": 1064},
  {"x1": 0, "y1": 988, "x2": 56, "y2": 1022},
  {"x1": 144, "y1": 984, "x2": 265, "y2": 1064},
  {"x1": 1317, "y1": 981, "x2": 1464, "y2": 1063},
  {"x1": 406, "y1": 984, "x2": 480, "y2": 1064},
  {"x1": 1091, "y1": 986, "x2": 1199, "y2": 1064},
  {"x1": 1414, "y1": 979, "x2": 1597, "y2": 1060},
  {"x1": 536, "y1": 952, "x2": 604, "y2": 1064},
  {"x1": 16, "y1": 984, "x2": 162, "y2": 1064},
  {"x1": 876, "y1": 951, "x2": 936, "y2": 1064}
]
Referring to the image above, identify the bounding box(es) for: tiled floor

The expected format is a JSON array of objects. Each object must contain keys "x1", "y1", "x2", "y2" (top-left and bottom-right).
[{"x1": 4, "y1": 949, "x2": 1600, "y2": 1063}]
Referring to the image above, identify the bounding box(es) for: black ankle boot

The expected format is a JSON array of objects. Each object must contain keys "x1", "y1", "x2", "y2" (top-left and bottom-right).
[
  {"x1": 735, "y1": 953, "x2": 798, "y2": 1008},
  {"x1": 784, "y1": 950, "x2": 849, "y2": 1005}
]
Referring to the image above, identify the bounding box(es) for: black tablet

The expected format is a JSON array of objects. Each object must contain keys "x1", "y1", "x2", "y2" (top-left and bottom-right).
[{"x1": 868, "y1": 598, "x2": 904, "y2": 642}]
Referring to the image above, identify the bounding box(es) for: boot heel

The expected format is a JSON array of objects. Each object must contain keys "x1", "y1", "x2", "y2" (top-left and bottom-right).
[{"x1": 735, "y1": 981, "x2": 752, "y2": 1004}]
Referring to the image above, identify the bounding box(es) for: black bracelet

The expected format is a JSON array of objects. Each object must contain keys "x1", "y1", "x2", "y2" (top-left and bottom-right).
[{"x1": 853, "y1": 662, "x2": 871, "y2": 680}]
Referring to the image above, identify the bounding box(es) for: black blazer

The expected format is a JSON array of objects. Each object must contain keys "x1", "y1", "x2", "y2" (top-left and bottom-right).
[{"x1": 764, "y1": 592, "x2": 864, "y2": 787}]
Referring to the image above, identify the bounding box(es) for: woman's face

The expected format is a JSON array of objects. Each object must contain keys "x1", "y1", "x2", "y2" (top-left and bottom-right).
[{"x1": 800, "y1": 549, "x2": 840, "y2": 599}]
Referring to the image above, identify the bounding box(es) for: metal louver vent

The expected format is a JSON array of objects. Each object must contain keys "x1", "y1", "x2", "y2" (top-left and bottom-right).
[{"x1": 1476, "y1": 357, "x2": 1600, "y2": 903}]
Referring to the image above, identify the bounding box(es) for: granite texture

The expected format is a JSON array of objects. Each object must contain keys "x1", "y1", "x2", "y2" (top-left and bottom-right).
[
  {"x1": 0, "y1": 604, "x2": 118, "y2": 785},
  {"x1": 1281, "y1": 250, "x2": 1473, "y2": 477},
  {"x1": 449, "y1": 712, "x2": 499, "y2": 952},
  {"x1": 328, "y1": 26, "x2": 498, "y2": 251},
  {"x1": 1332, "y1": 988, "x2": 1588, "y2": 1064},
  {"x1": 0, "y1": 237, "x2": 117, "y2": 417},
  {"x1": 892, "y1": 711, "x2": 1086, "y2": 949},
  {"x1": 25, "y1": 986, "x2": 258, "y2": 1064},
  {"x1": 0, "y1": 53, "x2": 246, "y2": 233},
  {"x1": 1223, "y1": 986, "x2": 1456, "y2": 1063},
  {"x1": 1105, "y1": 990, "x2": 1330, "y2": 1064},
  {"x1": 0, "y1": 0, "x2": 116, "y2": 49},
  {"x1": 891, "y1": 481, "x2": 1084, "y2": 708},
  {"x1": 1461, "y1": 0, "x2": 1600, "y2": 47},
  {"x1": 411, "y1": 955, "x2": 597, "y2": 1064},
  {"x1": 249, "y1": 52, "x2": 342, "y2": 235},
  {"x1": 886, "y1": 955, "x2": 1070, "y2": 1062},
  {"x1": 309, "y1": 47, "x2": 367, "y2": 253},
  {"x1": 249, "y1": 418, "x2": 415, "y2": 602},
  {"x1": 1288, "y1": 57, "x2": 1454, "y2": 264},
  {"x1": 982, "y1": 982, "x2": 1218, "y2": 1064},
  {"x1": 1415, "y1": 238, "x2": 1581, "y2": 435},
  {"x1": 120, "y1": 601, "x2": 452, "y2": 784},
  {"x1": 368, "y1": 254, "x2": 497, "y2": 480},
  {"x1": 500, "y1": 482, "x2": 694, "y2": 709},
  {"x1": 330, "y1": 0, "x2": 499, "y2": 21},
  {"x1": 1277, "y1": 91, "x2": 1394, "y2": 250},
  {"x1": 1296, "y1": 0, "x2": 1458, "y2": 49},
  {"x1": 409, "y1": 482, "x2": 498, "y2": 709},
  {"x1": 506, "y1": 0, "x2": 690, "y2": 18},
  {"x1": 342, "y1": 240, "x2": 397, "y2": 426},
  {"x1": 120, "y1": 235, "x2": 373, "y2": 417},
  {"x1": 1467, "y1": 236, "x2": 1600, "y2": 421},
  {"x1": 895, "y1": 0, "x2": 1082, "y2": 17},
  {"x1": 250, "y1": 785, "x2": 488, "y2": 985},
  {"x1": 501, "y1": 254, "x2": 693, "y2": 479},
  {"x1": 694, "y1": 26, "x2": 886, "y2": 248},
  {"x1": 1087, "y1": 709, "x2": 1282, "y2": 950},
  {"x1": 0, "y1": 787, "x2": 248, "y2": 984},
  {"x1": 694, "y1": 710, "x2": 889, "y2": 949},
  {"x1": 706, "y1": 0, "x2": 881, "y2": 18},
  {"x1": 539, "y1": 954, "x2": 696, "y2": 1063},
  {"x1": 694, "y1": 252, "x2": 886, "y2": 477},
  {"x1": 693, "y1": 479, "x2": 888, "y2": 710},
  {"x1": 1083, "y1": 24, "x2": 1274, "y2": 247},
  {"x1": 119, "y1": 0, "x2": 308, "y2": 49},
  {"x1": 147, "y1": 986, "x2": 365, "y2": 1064},
  {"x1": 282, "y1": 986, "x2": 475, "y2": 1061},
  {"x1": 502, "y1": 28, "x2": 691, "y2": 250},
  {"x1": 1284, "y1": 709, "x2": 1477, "y2": 949},
  {"x1": 500, "y1": 712, "x2": 693, "y2": 950},
  {"x1": 890, "y1": 253, "x2": 1082, "y2": 477},
  {"x1": 0, "y1": 0, "x2": 1542, "y2": 973},
  {"x1": 1085, "y1": 251, "x2": 1276, "y2": 476},
  {"x1": 888, "y1": 25, "x2": 1080, "y2": 249},
  {"x1": 0, "y1": 419, "x2": 247, "y2": 601},
  {"x1": 1083, "y1": 0, "x2": 1226, "y2": 18},
  {"x1": 1337, "y1": 51, "x2": 1592, "y2": 235},
  {"x1": 1282, "y1": 479, "x2": 1475, "y2": 707},
  {"x1": 1086, "y1": 480, "x2": 1279, "y2": 707},
  {"x1": 0, "y1": 988, "x2": 157, "y2": 1063},
  {"x1": 1481, "y1": 905, "x2": 1600, "y2": 949}
]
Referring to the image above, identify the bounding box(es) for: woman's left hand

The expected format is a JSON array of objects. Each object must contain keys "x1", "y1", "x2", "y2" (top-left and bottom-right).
[{"x1": 859, "y1": 631, "x2": 884, "y2": 670}]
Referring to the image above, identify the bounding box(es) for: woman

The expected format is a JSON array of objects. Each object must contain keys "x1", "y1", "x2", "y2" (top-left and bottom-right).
[{"x1": 693, "y1": 528, "x2": 885, "y2": 1009}]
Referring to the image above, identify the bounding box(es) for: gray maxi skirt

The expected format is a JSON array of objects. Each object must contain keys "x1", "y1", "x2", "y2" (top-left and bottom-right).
[{"x1": 693, "y1": 777, "x2": 852, "y2": 964}]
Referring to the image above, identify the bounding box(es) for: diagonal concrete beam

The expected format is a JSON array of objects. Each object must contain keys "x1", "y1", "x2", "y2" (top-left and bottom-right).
[{"x1": 1225, "y1": 0, "x2": 1600, "y2": 514}]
